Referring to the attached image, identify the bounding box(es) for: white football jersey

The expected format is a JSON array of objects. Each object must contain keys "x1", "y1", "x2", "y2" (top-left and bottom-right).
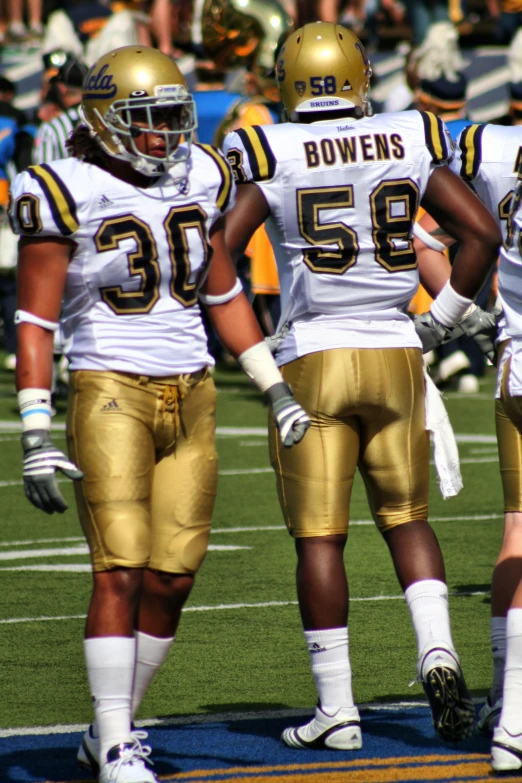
[
  {"x1": 452, "y1": 123, "x2": 522, "y2": 354},
  {"x1": 499, "y1": 171, "x2": 522, "y2": 395},
  {"x1": 223, "y1": 110, "x2": 452, "y2": 364},
  {"x1": 451, "y1": 123, "x2": 522, "y2": 245},
  {"x1": 10, "y1": 144, "x2": 235, "y2": 375}
]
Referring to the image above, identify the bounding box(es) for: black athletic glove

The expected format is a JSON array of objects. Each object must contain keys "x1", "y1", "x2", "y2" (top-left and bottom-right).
[
  {"x1": 265, "y1": 382, "x2": 311, "y2": 447},
  {"x1": 412, "y1": 311, "x2": 454, "y2": 353},
  {"x1": 22, "y1": 429, "x2": 84, "y2": 514}
]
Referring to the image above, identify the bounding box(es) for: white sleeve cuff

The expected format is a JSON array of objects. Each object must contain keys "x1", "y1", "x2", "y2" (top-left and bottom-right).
[
  {"x1": 237, "y1": 341, "x2": 284, "y2": 392},
  {"x1": 413, "y1": 221, "x2": 447, "y2": 253},
  {"x1": 430, "y1": 280, "x2": 474, "y2": 328},
  {"x1": 199, "y1": 278, "x2": 243, "y2": 305}
]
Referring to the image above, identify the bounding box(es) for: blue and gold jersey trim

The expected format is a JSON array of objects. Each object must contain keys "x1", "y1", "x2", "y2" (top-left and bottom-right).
[
  {"x1": 235, "y1": 125, "x2": 276, "y2": 182},
  {"x1": 458, "y1": 124, "x2": 485, "y2": 181},
  {"x1": 28, "y1": 164, "x2": 79, "y2": 236},
  {"x1": 420, "y1": 111, "x2": 451, "y2": 164},
  {"x1": 195, "y1": 144, "x2": 233, "y2": 213}
]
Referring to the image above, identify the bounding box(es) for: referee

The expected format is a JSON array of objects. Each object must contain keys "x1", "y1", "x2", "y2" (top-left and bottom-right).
[{"x1": 33, "y1": 53, "x2": 88, "y2": 164}]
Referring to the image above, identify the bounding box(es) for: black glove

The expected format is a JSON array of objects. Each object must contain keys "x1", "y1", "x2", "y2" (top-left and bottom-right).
[
  {"x1": 22, "y1": 429, "x2": 84, "y2": 514},
  {"x1": 265, "y1": 382, "x2": 311, "y2": 447},
  {"x1": 412, "y1": 311, "x2": 454, "y2": 353},
  {"x1": 444, "y1": 305, "x2": 498, "y2": 365}
]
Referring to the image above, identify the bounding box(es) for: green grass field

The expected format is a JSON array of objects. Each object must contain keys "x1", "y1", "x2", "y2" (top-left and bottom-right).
[{"x1": 0, "y1": 357, "x2": 505, "y2": 732}]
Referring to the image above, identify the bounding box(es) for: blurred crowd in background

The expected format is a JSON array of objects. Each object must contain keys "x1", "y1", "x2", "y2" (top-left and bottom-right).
[{"x1": 0, "y1": 0, "x2": 521, "y2": 394}]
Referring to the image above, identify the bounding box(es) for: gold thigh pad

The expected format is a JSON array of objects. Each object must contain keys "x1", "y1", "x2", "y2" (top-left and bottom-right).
[
  {"x1": 269, "y1": 347, "x2": 429, "y2": 537},
  {"x1": 67, "y1": 369, "x2": 217, "y2": 573}
]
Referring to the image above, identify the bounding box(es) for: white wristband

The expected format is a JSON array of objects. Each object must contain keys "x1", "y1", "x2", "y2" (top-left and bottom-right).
[
  {"x1": 18, "y1": 387, "x2": 52, "y2": 431},
  {"x1": 430, "y1": 280, "x2": 474, "y2": 328},
  {"x1": 413, "y1": 221, "x2": 447, "y2": 252},
  {"x1": 199, "y1": 278, "x2": 243, "y2": 305},
  {"x1": 15, "y1": 309, "x2": 59, "y2": 332},
  {"x1": 237, "y1": 341, "x2": 284, "y2": 393}
]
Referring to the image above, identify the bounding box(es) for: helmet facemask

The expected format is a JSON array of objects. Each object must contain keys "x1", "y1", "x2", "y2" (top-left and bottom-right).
[{"x1": 87, "y1": 84, "x2": 197, "y2": 177}]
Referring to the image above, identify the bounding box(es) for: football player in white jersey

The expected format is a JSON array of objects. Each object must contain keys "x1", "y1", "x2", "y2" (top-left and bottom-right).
[
  {"x1": 412, "y1": 124, "x2": 522, "y2": 770},
  {"x1": 489, "y1": 157, "x2": 522, "y2": 774},
  {"x1": 10, "y1": 45, "x2": 310, "y2": 783},
  {"x1": 222, "y1": 22, "x2": 501, "y2": 750}
]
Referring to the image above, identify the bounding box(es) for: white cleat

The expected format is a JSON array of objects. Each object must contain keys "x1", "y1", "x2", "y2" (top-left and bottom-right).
[
  {"x1": 77, "y1": 725, "x2": 149, "y2": 774},
  {"x1": 477, "y1": 696, "x2": 502, "y2": 737},
  {"x1": 99, "y1": 739, "x2": 158, "y2": 782},
  {"x1": 281, "y1": 705, "x2": 362, "y2": 750},
  {"x1": 492, "y1": 725, "x2": 522, "y2": 773}
]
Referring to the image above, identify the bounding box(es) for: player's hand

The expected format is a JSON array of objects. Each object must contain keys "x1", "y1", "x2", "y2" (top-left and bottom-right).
[
  {"x1": 447, "y1": 305, "x2": 499, "y2": 365},
  {"x1": 266, "y1": 382, "x2": 311, "y2": 447},
  {"x1": 412, "y1": 311, "x2": 453, "y2": 353},
  {"x1": 21, "y1": 429, "x2": 84, "y2": 514}
]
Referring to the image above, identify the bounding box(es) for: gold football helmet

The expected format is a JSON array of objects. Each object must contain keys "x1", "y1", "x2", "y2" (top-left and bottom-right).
[
  {"x1": 275, "y1": 22, "x2": 371, "y2": 121},
  {"x1": 201, "y1": 0, "x2": 292, "y2": 75},
  {"x1": 81, "y1": 45, "x2": 197, "y2": 176}
]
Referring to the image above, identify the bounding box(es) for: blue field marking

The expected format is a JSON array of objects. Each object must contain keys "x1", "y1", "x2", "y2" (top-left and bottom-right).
[{"x1": 0, "y1": 704, "x2": 495, "y2": 783}]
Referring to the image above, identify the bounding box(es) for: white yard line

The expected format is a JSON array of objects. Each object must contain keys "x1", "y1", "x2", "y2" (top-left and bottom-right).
[
  {"x1": 0, "y1": 699, "x2": 437, "y2": 739},
  {"x1": 0, "y1": 590, "x2": 488, "y2": 628}
]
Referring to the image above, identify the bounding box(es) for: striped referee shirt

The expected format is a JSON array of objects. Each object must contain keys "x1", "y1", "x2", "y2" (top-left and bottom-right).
[{"x1": 32, "y1": 105, "x2": 81, "y2": 164}]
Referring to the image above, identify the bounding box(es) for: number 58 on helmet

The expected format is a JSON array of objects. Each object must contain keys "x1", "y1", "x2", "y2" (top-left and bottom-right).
[{"x1": 276, "y1": 22, "x2": 372, "y2": 121}]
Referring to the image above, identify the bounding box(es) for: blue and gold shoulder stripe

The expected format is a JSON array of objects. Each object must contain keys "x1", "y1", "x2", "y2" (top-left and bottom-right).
[
  {"x1": 458, "y1": 124, "x2": 485, "y2": 181},
  {"x1": 195, "y1": 144, "x2": 233, "y2": 213},
  {"x1": 27, "y1": 164, "x2": 79, "y2": 236},
  {"x1": 419, "y1": 111, "x2": 452, "y2": 164},
  {"x1": 235, "y1": 125, "x2": 276, "y2": 182}
]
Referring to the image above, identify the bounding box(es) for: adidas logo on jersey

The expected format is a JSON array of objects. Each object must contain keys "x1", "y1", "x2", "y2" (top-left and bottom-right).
[
  {"x1": 100, "y1": 399, "x2": 120, "y2": 412},
  {"x1": 98, "y1": 194, "x2": 113, "y2": 209}
]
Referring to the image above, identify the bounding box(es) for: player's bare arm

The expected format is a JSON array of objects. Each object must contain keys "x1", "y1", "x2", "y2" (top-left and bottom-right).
[
  {"x1": 223, "y1": 183, "x2": 270, "y2": 262},
  {"x1": 413, "y1": 166, "x2": 501, "y2": 356},
  {"x1": 421, "y1": 165, "x2": 500, "y2": 298},
  {"x1": 201, "y1": 219, "x2": 311, "y2": 448},
  {"x1": 16, "y1": 236, "x2": 74, "y2": 390}
]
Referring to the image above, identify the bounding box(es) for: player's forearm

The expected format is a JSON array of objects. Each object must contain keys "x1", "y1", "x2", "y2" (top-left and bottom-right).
[
  {"x1": 206, "y1": 291, "x2": 265, "y2": 358},
  {"x1": 414, "y1": 237, "x2": 452, "y2": 299},
  {"x1": 15, "y1": 323, "x2": 55, "y2": 391},
  {"x1": 449, "y1": 231, "x2": 500, "y2": 299}
]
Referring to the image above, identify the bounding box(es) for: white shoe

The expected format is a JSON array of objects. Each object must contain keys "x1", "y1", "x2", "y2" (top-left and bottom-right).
[
  {"x1": 457, "y1": 374, "x2": 480, "y2": 394},
  {"x1": 477, "y1": 696, "x2": 502, "y2": 736},
  {"x1": 77, "y1": 725, "x2": 149, "y2": 775},
  {"x1": 419, "y1": 646, "x2": 474, "y2": 742},
  {"x1": 434, "y1": 350, "x2": 470, "y2": 383},
  {"x1": 492, "y1": 724, "x2": 522, "y2": 772},
  {"x1": 281, "y1": 705, "x2": 362, "y2": 750},
  {"x1": 3, "y1": 354, "x2": 16, "y2": 371},
  {"x1": 99, "y1": 739, "x2": 158, "y2": 782}
]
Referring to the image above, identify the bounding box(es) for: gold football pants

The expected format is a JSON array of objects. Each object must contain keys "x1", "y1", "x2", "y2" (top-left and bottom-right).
[
  {"x1": 67, "y1": 369, "x2": 217, "y2": 573},
  {"x1": 498, "y1": 342, "x2": 522, "y2": 512},
  {"x1": 269, "y1": 347, "x2": 429, "y2": 537}
]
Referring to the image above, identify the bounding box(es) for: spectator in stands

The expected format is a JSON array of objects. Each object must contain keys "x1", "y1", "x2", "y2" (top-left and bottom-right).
[
  {"x1": 0, "y1": 76, "x2": 34, "y2": 371},
  {"x1": 6, "y1": 0, "x2": 43, "y2": 40},
  {"x1": 508, "y1": 27, "x2": 522, "y2": 125},
  {"x1": 404, "y1": 0, "x2": 451, "y2": 46},
  {"x1": 33, "y1": 52, "x2": 88, "y2": 163},
  {"x1": 487, "y1": 0, "x2": 522, "y2": 45}
]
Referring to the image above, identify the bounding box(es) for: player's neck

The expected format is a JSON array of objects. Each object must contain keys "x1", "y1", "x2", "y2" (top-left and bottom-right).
[{"x1": 102, "y1": 157, "x2": 158, "y2": 188}]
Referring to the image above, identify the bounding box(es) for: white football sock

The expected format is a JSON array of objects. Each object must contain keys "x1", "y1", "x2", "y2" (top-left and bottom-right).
[
  {"x1": 84, "y1": 636, "x2": 136, "y2": 763},
  {"x1": 404, "y1": 579, "x2": 456, "y2": 665},
  {"x1": 132, "y1": 631, "x2": 175, "y2": 719},
  {"x1": 491, "y1": 616, "x2": 507, "y2": 703},
  {"x1": 500, "y1": 608, "x2": 522, "y2": 735},
  {"x1": 304, "y1": 627, "x2": 355, "y2": 716}
]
